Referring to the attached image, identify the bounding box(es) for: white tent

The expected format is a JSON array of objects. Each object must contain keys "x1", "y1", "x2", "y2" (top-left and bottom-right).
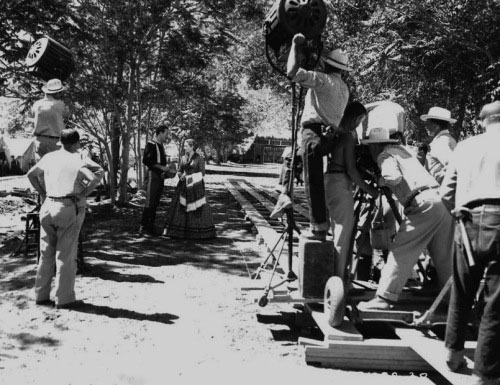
[
  {"x1": 1, "y1": 137, "x2": 36, "y2": 172},
  {"x1": 356, "y1": 100, "x2": 406, "y2": 140}
]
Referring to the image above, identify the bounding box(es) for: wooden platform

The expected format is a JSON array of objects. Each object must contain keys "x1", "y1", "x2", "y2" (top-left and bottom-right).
[
  {"x1": 230, "y1": 178, "x2": 478, "y2": 381},
  {"x1": 300, "y1": 304, "x2": 477, "y2": 382}
]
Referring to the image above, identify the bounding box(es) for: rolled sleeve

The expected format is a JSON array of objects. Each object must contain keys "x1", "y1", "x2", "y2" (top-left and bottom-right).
[
  {"x1": 292, "y1": 68, "x2": 323, "y2": 89},
  {"x1": 378, "y1": 152, "x2": 402, "y2": 186},
  {"x1": 440, "y1": 155, "x2": 458, "y2": 212}
]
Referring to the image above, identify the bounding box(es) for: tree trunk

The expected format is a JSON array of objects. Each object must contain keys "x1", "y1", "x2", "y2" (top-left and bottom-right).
[
  {"x1": 135, "y1": 65, "x2": 143, "y2": 190},
  {"x1": 118, "y1": 62, "x2": 135, "y2": 205},
  {"x1": 110, "y1": 112, "x2": 121, "y2": 193}
]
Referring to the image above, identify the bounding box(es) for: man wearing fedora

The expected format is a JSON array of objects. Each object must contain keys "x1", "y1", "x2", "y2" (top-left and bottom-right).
[
  {"x1": 32, "y1": 78, "x2": 70, "y2": 159},
  {"x1": 421, "y1": 106, "x2": 457, "y2": 184},
  {"x1": 271, "y1": 33, "x2": 351, "y2": 241},
  {"x1": 440, "y1": 101, "x2": 500, "y2": 385},
  {"x1": 357, "y1": 126, "x2": 453, "y2": 310}
]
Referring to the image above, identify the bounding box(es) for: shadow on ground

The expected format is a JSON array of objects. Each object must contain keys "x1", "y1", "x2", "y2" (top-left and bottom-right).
[
  {"x1": 81, "y1": 263, "x2": 164, "y2": 284},
  {"x1": 81, "y1": 185, "x2": 261, "y2": 277},
  {"x1": 70, "y1": 303, "x2": 179, "y2": 324},
  {"x1": 257, "y1": 311, "x2": 324, "y2": 343},
  {"x1": 7, "y1": 332, "x2": 60, "y2": 350}
]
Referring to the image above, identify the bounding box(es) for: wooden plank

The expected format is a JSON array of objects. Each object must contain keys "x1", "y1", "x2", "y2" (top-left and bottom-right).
[
  {"x1": 307, "y1": 307, "x2": 363, "y2": 342},
  {"x1": 358, "y1": 309, "x2": 418, "y2": 324},
  {"x1": 225, "y1": 181, "x2": 282, "y2": 253},
  {"x1": 237, "y1": 180, "x2": 281, "y2": 217},
  {"x1": 298, "y1": 337, "x2": 326, "y2": 347},
  {"x1": 304, "y1": 341, "x2": 434, "y2": 371},
  {"x1": 264, "y1": 292, "x2": 322, "y2": 304},
  {"x1": 394, "y1": 328, "x2": 475, "y2": 385}
]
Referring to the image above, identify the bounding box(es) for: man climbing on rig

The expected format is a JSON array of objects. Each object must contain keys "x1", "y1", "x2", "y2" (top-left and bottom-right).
[{"x1": 272, "y1": 33, "x2": 351, "y2": 242}]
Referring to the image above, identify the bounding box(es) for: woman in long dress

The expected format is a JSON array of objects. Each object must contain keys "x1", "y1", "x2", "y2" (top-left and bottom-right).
[{"x1": 163, "y1": 139, "x2": 216, "y2": 239}]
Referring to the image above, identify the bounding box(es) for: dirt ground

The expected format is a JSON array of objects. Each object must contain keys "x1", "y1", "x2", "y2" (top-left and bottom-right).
[{"x1": 0, "y1": 165, "x2": 437, "y2": 385}]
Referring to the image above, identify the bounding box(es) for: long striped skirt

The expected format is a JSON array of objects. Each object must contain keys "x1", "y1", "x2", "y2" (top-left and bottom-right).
[{"x1": 163, "y1": 180, "x2": 216, "y2": 239}]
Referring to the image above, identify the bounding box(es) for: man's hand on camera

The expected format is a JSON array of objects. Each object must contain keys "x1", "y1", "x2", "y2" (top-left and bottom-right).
[{"x1": 293, "y1": 33, "x2": 306, "y2": 46}]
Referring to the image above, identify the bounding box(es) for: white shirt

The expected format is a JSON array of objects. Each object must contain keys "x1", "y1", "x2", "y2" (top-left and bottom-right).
[
  {"x1": 293, "y1": 69, "x2": 349, "y2": 128},
  {"x1": 33, "y1": 148, "x2": 101, "y2": 197},
  {"x1": 426, "y1": 130, "x2": 457, "y2": 184},
  {"x1": 441, "y1": 123, "x2": 500, "y2": 210},
  {"x1": 378, "y1": 144, "x2": 439, "y2": 207},
  {"x1": 32, "y1": 95, "x2": 69, "y2": 137}
]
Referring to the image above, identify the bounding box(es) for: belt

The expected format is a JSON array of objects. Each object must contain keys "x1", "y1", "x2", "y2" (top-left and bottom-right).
[
  {"x1": 325, "y1": 170, "x2": 345, "y2": 174},
  {"x1": 405, "y1": 186, "x2": 437, "y2": 208},
  {"x1": 47, "y1": 195, "x2": 79, "y2": 202},
  {"x1": 35, "y1": 134, "x2": 59, "y2": 139},
  {"x1": 465, "y1": 199, "x2": 500, "y2": 210},
  {"x1": 47, "y1": 195, "x2": 80, "y2": 215}
]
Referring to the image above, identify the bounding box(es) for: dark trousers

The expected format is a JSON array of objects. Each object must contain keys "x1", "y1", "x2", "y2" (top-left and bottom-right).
[
  {"x1": 445, "y1": 205, "x2": 500, "y2": 379},
  {"x1": 300, "y1": 125, "x2": 331, "y2": 231},
  {"x1": 141, "y1": 170, "x2": 164, "y2": 229}
]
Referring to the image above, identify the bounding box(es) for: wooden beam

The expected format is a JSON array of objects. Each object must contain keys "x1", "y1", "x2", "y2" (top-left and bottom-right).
[
  {"x1": 304, "y1": 340, "x2": 434, "y2": 371},
  {"x1": 306, "y1": 307, "x2": 363, "y2": 342},
  {"x1": 225, "y1": 180, "x2": 282, "y2": 253},
  {"x1": 394, "y1": 328, "x2": 476, "y2": 385}
]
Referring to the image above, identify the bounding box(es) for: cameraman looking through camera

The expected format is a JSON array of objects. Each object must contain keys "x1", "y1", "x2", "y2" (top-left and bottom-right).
[
  {"x1": 357, "y1": 126, "x2": 454, "y2": 310},
  {"x1": 272, "y1": 33, "x2": 351, "y2": 242}
]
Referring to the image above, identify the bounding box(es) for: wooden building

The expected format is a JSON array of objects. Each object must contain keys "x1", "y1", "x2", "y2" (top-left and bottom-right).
[{"x1": 242, "y1": 135, "x2": 292, "y2": 164}]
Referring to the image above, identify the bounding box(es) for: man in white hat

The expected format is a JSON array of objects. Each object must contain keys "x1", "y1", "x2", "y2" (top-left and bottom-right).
[
  {"x1": 421, "y1": 106, "x2": 457, "y2": 184},
  {"x1": 440, "y1": 101, "x2": 500, "y2": 384},
  {"x1": 32, "y1": 78, "x2": 70, "y2": 159},
  {"x1": 271, "y1": 33, "x2": 351, "y2": 241},
  {"x1": 357, "y1": 126, "x2": 453, "y2": 310}
]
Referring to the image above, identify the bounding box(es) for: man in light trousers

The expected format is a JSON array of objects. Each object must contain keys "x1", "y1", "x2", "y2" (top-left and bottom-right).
[
  {"x1": 27, "y1": 129, "x2": 103, "y2": 309},
  {"x1": 357, "y1": 127, "x2": 454, "y2": 310}
]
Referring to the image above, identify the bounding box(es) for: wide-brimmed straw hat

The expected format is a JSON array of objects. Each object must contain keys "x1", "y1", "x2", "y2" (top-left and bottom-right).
[
  {"x1": 360, "y1": 127, "x2": 399, "y2": 144},
  {"x1": 322, "y1": 49, "x2": 352, "y2": 72},
  {"x1": 42, "y1": 78, "x2": 66, "y2": 94},
  {"x1": 420, "y1": 106, "x2": 456, "y2": 123},
  {"x1": 479, "y1": 101, "x2": 500, "y2": 121}
]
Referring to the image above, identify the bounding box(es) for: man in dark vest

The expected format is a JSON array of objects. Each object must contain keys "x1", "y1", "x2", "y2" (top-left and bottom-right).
[{"x1": 140, "y1": 125, "x2": 174, "y2": 236}]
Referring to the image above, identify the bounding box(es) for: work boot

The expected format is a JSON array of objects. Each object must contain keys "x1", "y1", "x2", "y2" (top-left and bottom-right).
[
  {"x1": 357, "y1": 296, "x2": 393, "y2": 311},
  {"x1": 300, "y1": 230, "x2": 327, "y2": 242},
  {"x1": 446, "y1": 349, "x2": 466, "y2": 372},
  {"x1": 270, "y1": 194, "x2": 292, "y2": 219}
]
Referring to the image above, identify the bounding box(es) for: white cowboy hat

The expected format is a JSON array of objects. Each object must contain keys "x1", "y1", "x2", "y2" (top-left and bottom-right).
[
  {"x1": 360, "y1": 127, "x2": 399, "y2": 144},
  {"x1": 420, "y1": 106, "x2": 456, "y2": 123},
  {"x1": 322, "y1": 48, "x2": 352, "y2": 72},
  {"x1": 42, "y1": 78, "x2": 66, "y2": 94}
]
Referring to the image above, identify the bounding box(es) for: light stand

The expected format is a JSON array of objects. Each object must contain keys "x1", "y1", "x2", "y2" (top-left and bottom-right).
[{"x1": 255, "y1": 0, "x2": 327, "y2": 306}]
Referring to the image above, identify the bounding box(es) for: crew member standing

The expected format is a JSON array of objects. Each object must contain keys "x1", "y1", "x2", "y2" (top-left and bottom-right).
[
  {"x1": 32, "y1": 79, "x2": 70, "y2": 159},
  {"x1": 140, "y1": 125, "x2": 173, "y2": 236},
  {"x1": 441, "y1": 101, "x2": 500, "y2": 385},
  {"x1": 27, "y1": 129, "x2": 103, "y2": 308},
  {"x1": 273, "y1": 33, "x2": 350, "y2": 241},
  {"x1": 420, "y1": 106, "x2": 457, "y2": 184}
]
